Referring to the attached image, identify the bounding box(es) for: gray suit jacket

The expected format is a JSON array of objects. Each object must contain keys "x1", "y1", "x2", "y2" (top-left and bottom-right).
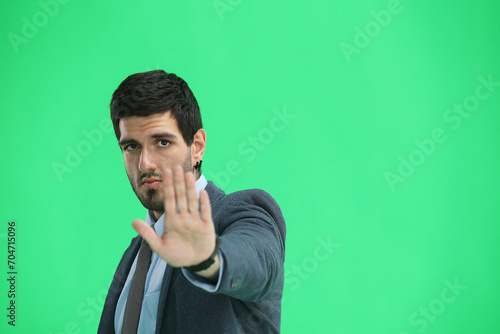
[{"x1": 98, "y1": 181, "x2": 286, "y2": 333}]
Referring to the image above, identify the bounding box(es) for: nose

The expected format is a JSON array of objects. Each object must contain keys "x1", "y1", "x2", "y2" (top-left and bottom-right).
[{"x1": 138, "y1": 148, "x2": 156, "y2": 173}]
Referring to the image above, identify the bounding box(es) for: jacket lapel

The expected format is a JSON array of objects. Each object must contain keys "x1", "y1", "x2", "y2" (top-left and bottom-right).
[
  {"x1": 98, "y1": 236, "x2": 141, "y2": 333},
  {"x1": 155, "y1": 264, "x2": 173, "y2": 333},
  {"x1": 205, "y1": 181, "x2": 226, "y2": 208}
]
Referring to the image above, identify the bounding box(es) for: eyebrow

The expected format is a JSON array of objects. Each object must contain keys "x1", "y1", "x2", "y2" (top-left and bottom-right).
[{"x1": 119, "y1": 132, "x2": 179, "y2": 147}]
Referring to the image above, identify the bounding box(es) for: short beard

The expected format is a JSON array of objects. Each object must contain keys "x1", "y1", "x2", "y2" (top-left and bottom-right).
[{"x1": 128, "y1": 152, "x2": 193, "y2": 212}]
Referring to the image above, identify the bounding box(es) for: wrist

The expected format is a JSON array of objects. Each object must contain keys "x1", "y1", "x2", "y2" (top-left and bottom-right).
[
  {"x1": 184, "y1": 236, "x2": 221, "y2": 273},
  {"x1": 192, "y1": 253, "x2": 220, "y2": 283}
]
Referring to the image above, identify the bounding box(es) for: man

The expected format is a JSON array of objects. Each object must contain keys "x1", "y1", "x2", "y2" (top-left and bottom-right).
[{"x1": 98, "y1": 70, "x2": 286, "y2": 333}]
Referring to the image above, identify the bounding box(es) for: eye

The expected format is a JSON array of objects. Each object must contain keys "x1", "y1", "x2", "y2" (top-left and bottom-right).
[
  {"x1": 124, "y1": 144, "x2": 139, "y2": 151},
  {"x1": 158, "y1": 140, "x2": 170, "y2": 147}
]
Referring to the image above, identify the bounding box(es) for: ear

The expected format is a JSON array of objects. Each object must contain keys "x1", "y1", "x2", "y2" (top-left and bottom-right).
[{"x1": 190, "y1": 128, "x2": 206, "y2": 165}]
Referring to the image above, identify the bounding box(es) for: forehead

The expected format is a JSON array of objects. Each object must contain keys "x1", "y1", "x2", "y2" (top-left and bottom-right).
[{"x1": 119, "y1": 111, "x2": 181, "y2": 141}]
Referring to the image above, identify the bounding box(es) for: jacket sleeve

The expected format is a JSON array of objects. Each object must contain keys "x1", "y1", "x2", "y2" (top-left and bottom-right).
[{"x1": 186, "y1": 188, "x2": 286, "y2": 302}]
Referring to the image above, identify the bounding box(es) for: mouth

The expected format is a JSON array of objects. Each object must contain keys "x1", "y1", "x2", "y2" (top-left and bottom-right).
[{"x1": 142, "y1": 179, "x2": 162, "y2": 188}]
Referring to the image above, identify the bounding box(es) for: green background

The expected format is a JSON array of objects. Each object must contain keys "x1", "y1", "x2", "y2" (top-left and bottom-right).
[{"x1": 1, "y1": 0, "x2": 499, "y2": 333}]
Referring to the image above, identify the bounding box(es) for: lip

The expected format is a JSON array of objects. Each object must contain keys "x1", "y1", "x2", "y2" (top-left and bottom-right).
[{"x1": 142, "y1": 179, "x2": 162, "y2": 188}]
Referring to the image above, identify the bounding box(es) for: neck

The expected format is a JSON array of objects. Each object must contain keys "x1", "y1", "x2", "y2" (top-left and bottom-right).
[{"x1": 152, "y1": 210, "x2": 163, "y2": 221}]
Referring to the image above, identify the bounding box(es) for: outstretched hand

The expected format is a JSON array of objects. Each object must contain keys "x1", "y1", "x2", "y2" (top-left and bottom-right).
[{"x1": 132, "y1": 166, "x2": 219, "y2": 279}]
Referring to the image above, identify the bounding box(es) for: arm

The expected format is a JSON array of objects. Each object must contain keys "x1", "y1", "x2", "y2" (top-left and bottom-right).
[
  {"x1": 212, "y1": 191, "x2": 286, "y2": 301},
  {"x1": 182, "y1": 190, "x2": 286, "y2": 301},
  {"x1": 132, "y1": 166, "x2": 285, "y2": 301}
]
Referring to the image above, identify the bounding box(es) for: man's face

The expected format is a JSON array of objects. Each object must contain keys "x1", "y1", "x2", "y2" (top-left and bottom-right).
[{"x1": 118, "y1": 111, "x2": 194, "y2": 213}]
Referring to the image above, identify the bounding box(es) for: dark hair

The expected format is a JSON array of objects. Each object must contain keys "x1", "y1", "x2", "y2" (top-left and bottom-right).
[{"x1": 110, "y1": 70, "x2": 202, "y2": 145}]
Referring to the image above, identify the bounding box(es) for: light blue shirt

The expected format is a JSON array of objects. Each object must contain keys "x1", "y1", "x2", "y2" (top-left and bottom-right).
[{"x1": 114, "y1": 174, "x2": 224, "y2": 333}]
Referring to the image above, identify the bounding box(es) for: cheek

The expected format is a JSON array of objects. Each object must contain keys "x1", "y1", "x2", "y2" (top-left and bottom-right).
[
  {"x1": 155, "y1": 159, "x2": 173, "y2": 172},
  {"x1": 123, "y1": 155, "x2": 138, "y2": 174},
  {"x1": 156, "y1": 151, "x2": 186, "y2": 168}
]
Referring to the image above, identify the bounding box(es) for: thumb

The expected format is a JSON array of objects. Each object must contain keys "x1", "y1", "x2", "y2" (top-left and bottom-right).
[{"x1": 132, "y1": 219, "x2": 160, "y2": 251}]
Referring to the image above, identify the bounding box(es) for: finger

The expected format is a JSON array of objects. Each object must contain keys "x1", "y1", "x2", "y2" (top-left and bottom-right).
[
  {"x1": 199, "y1": 189, "x2": 212, "y2": 223},
  {"x1": 173, "y1": 166, "x2": 187, "y2": 212},
  {"x1": 185, "y1": 171, "x2": 197, "y2": 213},
  {"x1": 163, "y1": 168, "x2": 176, "y2": 216},
  {"x1": 132, "y1": 219, "x2": 161, "y2": 252}
]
